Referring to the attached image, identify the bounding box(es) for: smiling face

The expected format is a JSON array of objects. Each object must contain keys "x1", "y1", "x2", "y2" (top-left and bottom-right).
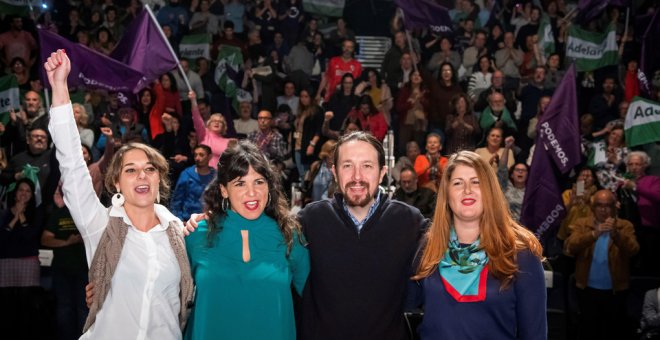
[
  {"x1": 487, "y1": 128, "x2": 503, "y2": 148},
  {"x1": 426, "y1": 135, "x2": 442, "y2": 155},
  {"x1": 333, "y1": 140, "x2": 387, "y2": 208},
  {"x1": 220, "y1": 166, "x2": 269, "y2": 220},
  {"x1": 116, "y1": 149, "x2": 161, "y2": 209},
  {"x1": 15, "y1": 182, "x2": 33, "y2": 205},
  {"x1": 448, "y1": 164, "x2": 483, "y2": 225}
]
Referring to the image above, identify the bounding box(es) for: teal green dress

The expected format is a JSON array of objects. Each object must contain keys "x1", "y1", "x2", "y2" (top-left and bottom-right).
[{"x1": 184, "y1": 211, "x2": 310, "y2": 340}]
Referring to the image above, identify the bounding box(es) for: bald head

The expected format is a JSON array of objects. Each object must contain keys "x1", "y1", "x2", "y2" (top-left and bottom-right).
[{"x1": 591, "y1": 190, "x2": 616, "y2": 222}]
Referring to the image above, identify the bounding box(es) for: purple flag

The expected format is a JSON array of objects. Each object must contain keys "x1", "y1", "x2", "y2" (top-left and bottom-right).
[
  {"x1": 577, "y1": 0, "x2": 630, "y2": 23},
  {"x1": 520, "y1": 64, "x2": 581, "y2": 240},
  {"x1": 395, "y1": 0, "x2": 453, "y2": 33},
  {"x1": 641, "y1": 10, "x2": 660, "y2": 95},
  {"x1": 110, "y1": 9, "x2": 178, "y2": 90},
  {"x1": 38, "y1": 29, "x2": 146, "y2": 95},
  {"x1": 537, "y1": 64, "x2": 581, "y2": 174},
  {"x1": 520, "y1": 143, "x2": 566, "y2": 240}
]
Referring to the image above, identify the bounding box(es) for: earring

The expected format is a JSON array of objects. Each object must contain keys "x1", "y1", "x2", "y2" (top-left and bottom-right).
[
  {"x1": 221, "y1": 197, "x2": 229, "y2": 211},
  {"x1": 112, "y1": 191, "x2": 125, "y2": 208}
]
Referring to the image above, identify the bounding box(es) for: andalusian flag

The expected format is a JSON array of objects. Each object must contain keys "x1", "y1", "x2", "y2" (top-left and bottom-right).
[
  {"x1": 0, "y1": 74, "x2": 20, "y2": 128},
  {"x1": 303, "y1": 0, "x2": 345, "y2": 17},
  {"x1": 537, "y1": 14, "x2": 555, "y2": 57},
  {"x1": 566, "y1": 24, "x2": 618, "y2": 72},
  {"x1": 179, "y1": 34, "x2": 211, "y2": 62},
  {"x1": 624, "y1": 96, "x2": 660, "y2": 147},
  {"x1": 215, "y1": 45, "x2": 244, "y2": 112}
]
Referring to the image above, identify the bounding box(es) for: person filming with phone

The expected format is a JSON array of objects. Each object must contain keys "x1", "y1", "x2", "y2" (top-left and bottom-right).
[{"x1": 564, "y1": 189, "x2": 639, "y2": 340}]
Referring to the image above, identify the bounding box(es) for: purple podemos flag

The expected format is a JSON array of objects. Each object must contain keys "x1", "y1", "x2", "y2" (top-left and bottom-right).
[
  {"x1": 38, "y1": 28, "x2": 146, "y2": 94},
  {"x1": 395, "y1": 0, "x2": 453, "y2": 33},
  {"x1": 111, "y1": 9, "x2": 178, "y2": 90},
  {"x1": 521, "y1": 64, "x2": 581, "y2": 240}
]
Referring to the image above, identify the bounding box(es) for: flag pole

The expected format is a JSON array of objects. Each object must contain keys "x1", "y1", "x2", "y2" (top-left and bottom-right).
[
  {"x1": 144, "y1": 4, "x2": 193, "y2": 93},
  {"x1": 397, "y1": 8, "x2": 419, "y2": 73}
]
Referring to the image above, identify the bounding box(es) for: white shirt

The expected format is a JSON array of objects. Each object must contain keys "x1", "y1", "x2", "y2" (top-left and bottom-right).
[{"x1": 49, "y1": 103, "x2": 183, "y2": 340}]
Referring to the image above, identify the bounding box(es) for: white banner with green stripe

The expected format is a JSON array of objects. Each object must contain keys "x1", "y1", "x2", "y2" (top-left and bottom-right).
[
  {"x1": 0, "y1": 74, "x2": 20, "y2": 127},
  {"x1": 624, "y1": 96, "x2": 660, "y2": 147},
  {"x1": 566, "y1": 24, "x2": 618, "y2": 72},
  {"x1": 303, "y1": 0, "x2": 345, "y2": 17},
  {"x1": 179, "y1": 34, "x2": 211, "y2": 61}
]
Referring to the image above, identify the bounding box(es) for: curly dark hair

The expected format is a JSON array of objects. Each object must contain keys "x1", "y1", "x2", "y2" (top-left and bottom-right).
[{"x1": 203, "y1": 140, "x2": 303, "y2": 255}]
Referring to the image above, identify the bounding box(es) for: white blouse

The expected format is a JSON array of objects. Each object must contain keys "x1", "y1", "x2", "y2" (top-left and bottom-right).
[{"x1": 49, "y1": 103, "x2": 183, "y2": 340}]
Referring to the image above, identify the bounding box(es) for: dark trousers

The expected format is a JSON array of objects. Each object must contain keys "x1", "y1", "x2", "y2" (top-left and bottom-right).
[
  {"x1": 576, "y1": 287, "x2": 628, "y2": 340},
  {"x1": 53, "y1": 269, "x2": 88, "y2": 340}
]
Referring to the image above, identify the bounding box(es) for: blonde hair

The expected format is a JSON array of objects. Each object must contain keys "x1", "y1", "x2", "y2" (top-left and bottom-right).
[
  {"x1": 72, "y1": 103, "x2": 89, "y2": 128},
  {"x1": 104, "y1": 143, "x2": 171, "y2": 201},
  {"x1": 206, "y1": 113, "x2": 227, "y2": 135},
  {"x1": 413, "y1": 151, "x2": 543, "y2": 287}
]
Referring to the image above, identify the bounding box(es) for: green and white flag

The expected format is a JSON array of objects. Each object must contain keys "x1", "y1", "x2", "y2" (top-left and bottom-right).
[
  {"x1": 303, "y1": 0, "x2": 345, "y2": 17},
  {"x1": 0, "y1": 74, "x2": 20, "y2": 128},
  {"x1": 179, "y1": 34, "x2": 211, "y2": 62},
  {"x1": 624, "y1": 96, "x2": 660, "y2": 147},
  {"x1": 537, "y1": 14, "x2": 555, "y2": 57},
  {"x1": 0, "y1": 0, "x2": 40, "y2": 16},
  {"x1": 566, "y1": 24, "x2": 618, "y2": 72},
  {"x1": 215, "y1": 45, "x2": 244, "y2": 112}
]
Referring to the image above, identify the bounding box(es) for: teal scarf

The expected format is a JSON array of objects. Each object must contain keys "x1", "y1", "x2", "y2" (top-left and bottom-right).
[
  {"x1": 439, "y1": 229, "x2": 489, "y2": 302},
  {"x1": 479, "y1": 106, "x2": 517, "y2": 132}
]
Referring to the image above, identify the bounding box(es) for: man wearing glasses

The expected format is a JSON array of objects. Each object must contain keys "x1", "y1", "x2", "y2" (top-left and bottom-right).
[
  {"x1": 248, "y1": 110, "x2": 287, "y2": 162},
  {"x1": 2, "y1": 128, "x2": 53, "y2": 206}
]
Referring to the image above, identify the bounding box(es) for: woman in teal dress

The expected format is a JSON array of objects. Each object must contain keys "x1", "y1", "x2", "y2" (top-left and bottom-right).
[{"x1": 184, "y1": 140, "x2": 309, "y2": 340}]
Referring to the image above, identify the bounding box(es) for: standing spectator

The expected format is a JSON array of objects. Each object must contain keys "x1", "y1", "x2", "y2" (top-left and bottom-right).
[
  {"x1": 189, "y1": 0, "x2": 219, "y2": 35},
  {"x1": 191, "y1": 91, "x2": 234, "y2": 168},
  {"x1": 73, "y1": 103, "x2": 94, "y2": 150},
  {"x1": 496, "y1": 137, "x2": 527, "y2": 222},
  {"x1": 590, "y1": 127, "x2": 628, "y2": 192},
  {"x1": 381, "y1": 31, "x2": 409, "y2": 93},
  {"x1": 392, "y1": 140, "x2": 420, "y2": 183},
  {"x1": 157, "y1": 0, "x2": 189, "y2": 41},
  {"x1": 474, "y1": 70, "x2": 517, "y2": 114},
  {"x1": 544, "y1": 53, "x2": 565, "y2": 91},
  {"x1": 224, "y1": 0, "x2": 247, "y2": 37},
  {"x1": 10, "y1": 57, "x2": 31, "y2": 92},
  {"x1": 430, "y1": 62, "x2": 463, "y2": 134},
  {"x1": 620, "y1": 151, "x2": 660, "y2": 276},
  {"x1": 101, "y1": 6, "x2": 124, "y2": 41},
  {"x1": 248, "y1": 110, "x2": 288, "y2": 162},
  {"x1": 233, "y1": 101, "x2": 258, "y2": 136},
  {"x1": 90, "y1": 27, "x2": 116, "y2": 56},
  {"x1": 395, "y1": 70, "x2": 432, "y2": 155},
  {"x1": 324, "y1": 73, "x2": 359, "y2": 132},
  {"x1": 278, "y1": 0, "x2": 304, "y2": 46},
  {"x1": 154, "y1": 113, "x2": 192, "y2": 184},
  {"x1": 564, "y1": 190, "x2": 639, "y2": 340},
  {"x1": 252, "y1": 0, "x2": 278, "y2": 44},
  {"x1": 41, "y1": 184, "x2": 88, "y2": 340},
  {"x1": 467, "y1": 55, "x2": 493, "y2": 101},
  {"x1": 347, "y1": 96, "x2": 388, "y2": 142},
  {"x1": 1, "y1": 128, "x2": 52, "y2": 205},
  {"x1": 173, "y1": 59, "x2": 205, "y2": 101},
  {"x1": 462, "y1": 30, "x2": 489, "y2": 79},
  {"x1": 0, "y1": 179, "x2": 41, "y2": 339},
  {"x1": 414, "y1": 133, "x2": 448, "y2": 189},
  {"x1": 327, "y1": 18, "x2": 356, "y2": 54},
  {"x1": 393, "y1": 166, "x2": 436, "y2": 218},
  {"x1": 355, "y1": 68, "x2": 394, "y2": 126},
  {"x1": 623, "y1": 59, "x2": 641, "y2": 103},
  {"x1": 639, "y1": 287, "x2": 660, "y2": 339},
  {"x1": 276, "y1": 81, "x2": 299, "y2": 119},
  {"x1": 96, "y1": 108, "x2": 148, "y2": 152},
  {"x1": 494, "y1": 31, "x2": 523, "y2": 91},
  {"x1": 0, "y1": 16, "x2": 38, "y2": 68},
  {"x1": 62, "y1": 8, "x2": 87, "y2": 42},
  {"x1": 445, "y1": 93, "x2": 480, "y2": 155},
  {"x1": 475, "y1": 126, "x2": 515, "y2": 170},
  {"x1": 478, "y1": 91, "x2": 517, "y2": 136},
  {"x1": 284, "y1": 38, "x2": 314, "y2": 91},
  {"x1": 427, "y1": 37, "x2": 461, "y2": 80},
  {"x1": 557, "y1": 167, "x2": 599, "y2": 241},
  {"x1": 293, "y1": 89, "x2": 324, "y2": 181},
  {"x1": 307, "y1": 139, "x2": 338, "y2": 202},
  {"x1": 316, "y1": 39, "x2": 362, "y2": 102},
  {"x1": 169, "y1": 144, "x2": 215, "y2": 222},
  {"x1": 587, "y1": 76, "x2": 620, "y2": 131}
]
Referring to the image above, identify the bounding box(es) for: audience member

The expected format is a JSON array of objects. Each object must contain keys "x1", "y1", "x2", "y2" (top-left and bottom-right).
[{"x1": 393, "y1": 166, "x2": 436, "y2": 218}]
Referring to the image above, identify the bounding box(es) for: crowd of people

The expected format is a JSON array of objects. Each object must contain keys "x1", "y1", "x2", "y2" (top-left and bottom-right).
[{"x1": 0, "y1": 0, "x2": 660, "y2": 339}]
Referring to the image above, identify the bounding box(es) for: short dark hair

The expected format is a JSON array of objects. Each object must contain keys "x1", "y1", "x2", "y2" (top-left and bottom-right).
[
  {"x1": 194, "y1": 144, "x2": 212, "y2": 155},
  {"x1": 224, "y1": 20, "x2": 235, "y2": 29},
  {"x1": 333, "y1": 131, "x2": 385, "y2": 170}
]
